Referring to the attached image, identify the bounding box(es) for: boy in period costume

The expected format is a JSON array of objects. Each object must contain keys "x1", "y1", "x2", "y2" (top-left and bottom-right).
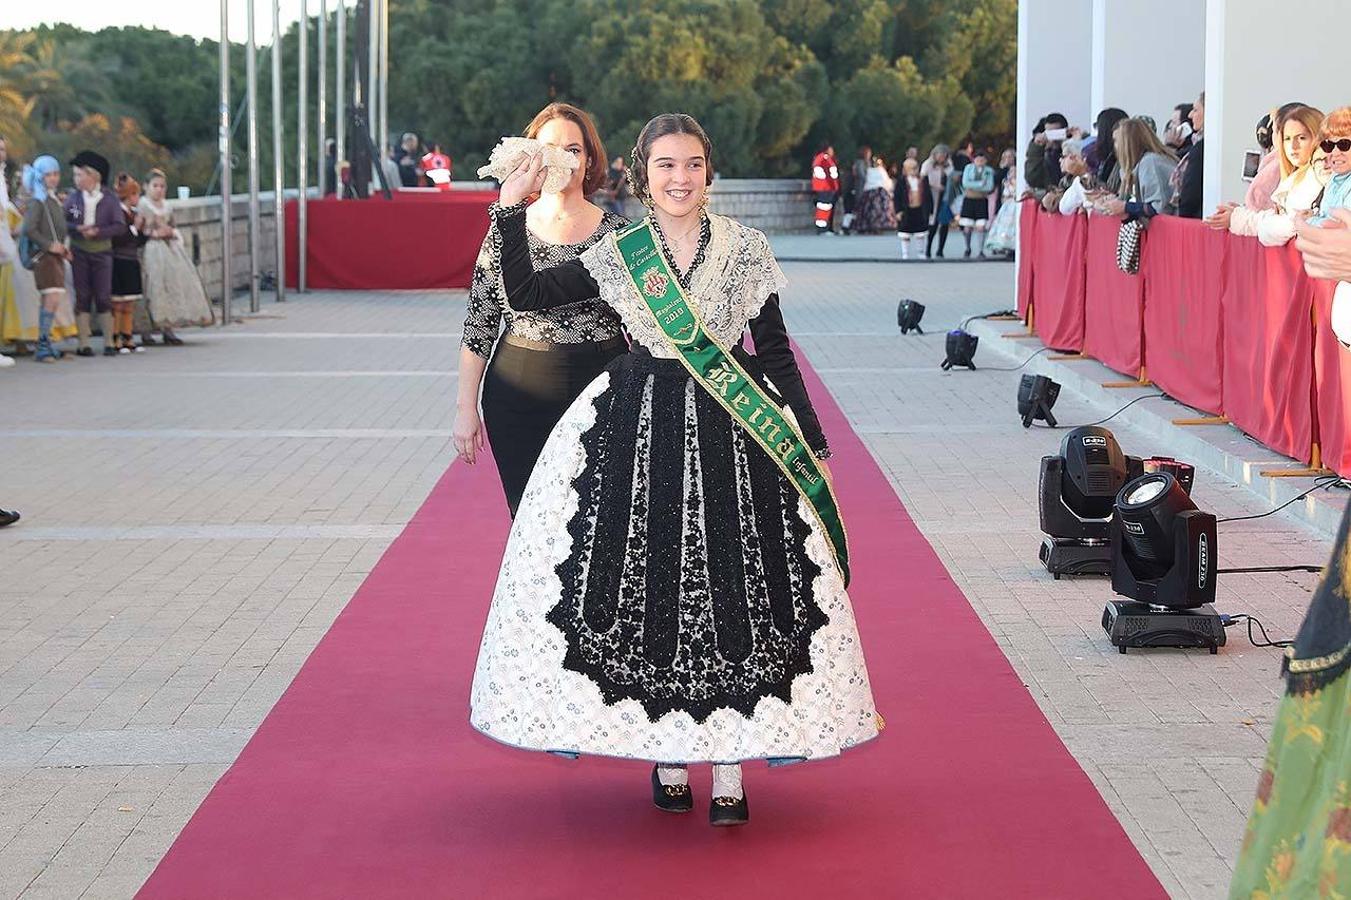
[{"x1": 63, "y1": 150, "x2": 126, "y2": 356}]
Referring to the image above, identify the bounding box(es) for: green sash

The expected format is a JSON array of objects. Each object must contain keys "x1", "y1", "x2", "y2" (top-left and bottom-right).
[{"x1": 613, "y1": 219, "x2": 850, "y2": 585}]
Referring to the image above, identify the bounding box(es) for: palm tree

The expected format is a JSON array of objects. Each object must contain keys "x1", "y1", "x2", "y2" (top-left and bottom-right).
[{"x1": 0, "y1": 32, "x2": 40, "y2": 151}]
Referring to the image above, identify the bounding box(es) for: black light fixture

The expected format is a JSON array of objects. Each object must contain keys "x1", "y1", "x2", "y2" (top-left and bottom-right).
[
  {"x1": 1018, "y1": 374, "x2": 1060, "y2": 427},
  {"x1": 1038, "y1": 426, "x2": 1143, "y2": 578},
  {"x1": 1102, "y1": 472, "x2": 1225, "y2": 653},
  {"x1": 897, "y1": 299, "x2": 926, "y2": 334},
  {"x1": 941, "y1": 330, "x2": 978, "y2": 370}
]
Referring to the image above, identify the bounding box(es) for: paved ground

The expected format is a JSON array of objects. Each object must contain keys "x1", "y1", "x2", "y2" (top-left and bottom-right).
[{"x1": 0, "y1": 253, "x2": 1336, "y2": 898}]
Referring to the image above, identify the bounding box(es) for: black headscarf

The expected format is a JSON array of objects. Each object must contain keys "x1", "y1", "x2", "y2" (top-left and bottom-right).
[{"x1": 1091, "y1": 108, "x2": 1128, "y2": 183}]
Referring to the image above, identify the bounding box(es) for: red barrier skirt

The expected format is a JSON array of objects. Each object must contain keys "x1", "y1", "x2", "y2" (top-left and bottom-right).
[
  {"x1": 285, "y1": 191, "x2": 496, "y2": 290},
  {"x1": 1140, "y1": 216, "x2": 1227, "y2": 415},
  {"x1": 1313, "y1": 281, "x2": 1351, "y2": 477},
  {"x1": 1082, "y1": 215, "x2": 1144, "y2": 378},
  {"x1": 1030, "y1": 211, "x2": 1087, "y2": 351},
  {"x1": 1219, "y1": 238, "x2": 1314, "y2": 463},
  {"x1": 1017, "y1": 200, "x2": 1038, "y2": 318}
]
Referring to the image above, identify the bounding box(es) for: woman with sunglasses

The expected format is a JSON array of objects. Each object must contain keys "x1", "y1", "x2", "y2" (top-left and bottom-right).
[{"x1": 1309, "y1": 108, "x2": 1351, "y2": 226}]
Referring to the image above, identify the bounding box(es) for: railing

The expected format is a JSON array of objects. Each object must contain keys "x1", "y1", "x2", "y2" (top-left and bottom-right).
[{"x1": 1017, "y1": 200, "x2": 1351, "y2": 478}]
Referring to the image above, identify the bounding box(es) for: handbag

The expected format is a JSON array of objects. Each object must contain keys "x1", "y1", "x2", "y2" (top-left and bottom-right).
[{"x1": 1115, "y1": 185, "x2": 1144, "y2": 275}]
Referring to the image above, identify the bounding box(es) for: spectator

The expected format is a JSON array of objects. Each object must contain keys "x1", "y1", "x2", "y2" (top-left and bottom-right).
[
  {"x1": 1243, "y1": 110, "x2": 1284, "y2": 212},
  {"x1": 597, "y1": 155, "x2": 630, "y2": 216},
  {"x1": 894, "y1": 157, "x2": 930, "y2": 259},
  {"x1": 1308, "y1": 107, "x2": 1351, "y2": 227},
  {"x1": 921, "y1": 144, "x2": 954, "y2": 258},
  {"x1": 1095, "y1": 118, "x2": 1177, "y2": 219},
  {"x1": 0, "y1": 134, "x2": 15, "y2": 366},
  {"x1": 843, "y1": 145, "x2": 871, "y2": 234},
  {"x1": 953, "y1": 138, "x2": 975, "y2": 172},
  {"x1": 421, "y1": 142, "x2": 453, "y2": 190},
  {"x1": 853, "y1": 155, "x2": 896, "y2": 234},
  {"x1": 19, "y1": 155, "x2": 73, "y2": 363},
  {"x1": 379, "y1": 146, "x2": 401, "y2": 192},
  {"x1": 138, "y1": 168, "x2": 214, "y2": 342},
  {"x1": 905, "y1": 146, "x2": 920, "y2": 163},
  {"x1": 1163, "y1": 104, "x2": 1195, "y2": 158},
  {"x1": 1173, "y1": 92, "x2": 1205, "y2": 218},
  {"x1": 984, "y1": 162, "x2": 1020, "y2": 257},
  {"x1": 993, "y1": 147, "x2": 1016, "y2": 216},
  {"x1": 323, "y1": 138, "x2": 337, "y2": 195},
  {"x1": 394, "y1": 132, "x2": 422, "y2": 188},
  {"x1": 1043, "y1": 138, "x2": 1096, "y2": 215},
  {"x1": 1024, "y1": 114, "x2": 1069, "y2": 191},
  {"x1": 810, "y1": 142, "x2": 840, "y2": 234},
  {"x1": 109, "y1": 173, "x2": 146, "y2": 353},
  {"x1": 1209, "y1": 104, "x2": 1325, "y2": 241},
  {"x1": 64, "y1": 150, "x2": 125, "y2": 357},
  {"x1": 1085, "y1": 107, "x2": 1129, "y2": 194},
  {"x1": 958, "y1": 150, "x2": 995, "y2": 258}
]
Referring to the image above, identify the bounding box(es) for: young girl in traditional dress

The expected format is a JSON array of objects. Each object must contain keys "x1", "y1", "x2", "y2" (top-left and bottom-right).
[
  {"x1": 958, "y1": 151, "x2": 995, "y2": 258},
  {"x1": 470, "y1": 114, "x2": 880, "y2": 826},
  {"x1": 895, "y1": 157, "x2": 930, "y2": 259},
  {"x1": 137, "y1": 169, "x2": 214, "y2": 344},
  {"x1": 454, "y1": 103, "x2": 628, "y2": 517}
]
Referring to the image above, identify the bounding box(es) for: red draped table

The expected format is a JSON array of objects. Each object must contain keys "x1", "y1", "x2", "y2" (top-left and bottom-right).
[{"x1": 285, "y1": 190, "x2": 497, "y2": 290}]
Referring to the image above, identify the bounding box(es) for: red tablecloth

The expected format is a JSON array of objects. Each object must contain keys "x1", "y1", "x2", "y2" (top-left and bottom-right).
[
  {"x1": 285, "y1": 191, "x2": 497, "y2": 290},
  {"x1": 1313, "y1": 281, "x2": 1351, "y2": 477},
  {"x1": 1082, "y1": 215, "x2": 1144, "y2": 378},
  {"x1": 1219, "y1": 238, "x2": 1314, "y2": 463},
  {"x1": 1017, "y1": 200, "x2": 1038, "y2": 318},
  {"x1": 1140, "y1": 216, "x2": 1228, "y2": 415},
  {"x1": 1030, "y1": 210, "x2": 1087, "y2": 351}
]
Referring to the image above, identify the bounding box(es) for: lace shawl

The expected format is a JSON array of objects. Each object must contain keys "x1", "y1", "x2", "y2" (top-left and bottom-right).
[{"x1": 579, "y1": 214, "x2": 787, "y2": 359}]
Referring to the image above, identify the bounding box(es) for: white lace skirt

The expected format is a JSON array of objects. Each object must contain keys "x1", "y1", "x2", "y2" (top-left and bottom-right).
[
  {"x1": 470, "y1": 360, "x2": 880, "y2": 764},
  {"x1": 143, "y1": 239, "x2": 214, "y2": 328}
]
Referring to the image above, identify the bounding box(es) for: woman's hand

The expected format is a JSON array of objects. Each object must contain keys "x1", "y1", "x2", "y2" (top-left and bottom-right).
[
  {"x1": 1204, "y1": 202, "x2": 1236, "y2": 231},
  {"x1": 453, "y1": 404, "x2": 486, "y2": 465},
  {"x1": 1098, "y1": 197, "x2": 1126, "y2": 217},
  {"x1": 498, "y1": 151, "x2": 547, "y2": 207},
  {"x1": 1295, "y1": 209, "x2": 1351, "y2": 281}
]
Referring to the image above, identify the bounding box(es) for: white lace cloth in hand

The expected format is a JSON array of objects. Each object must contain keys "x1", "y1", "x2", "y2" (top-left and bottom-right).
[{"x1": 477, "y1": 137, "x2": 579, "y2": 194}]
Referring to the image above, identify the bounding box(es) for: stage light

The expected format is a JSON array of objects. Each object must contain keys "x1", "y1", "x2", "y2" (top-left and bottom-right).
[
  {"x1": 1103, "y1": 472, "x2": 1225, "y2": 653},
  {"x1": 897, "y1": 299, "x2": 925, "y2": 334},
  {"x1": 1017, "y1": 374, "x2": 1060, "y2": 427},
  {"x1": 1038, "y1": 426, "x2": 1143, "y2": 577},
  {"x1": 941, "y1": 330, "x2": 978, "y2": 371},
  {"x1": 1142, "y1": 456, "x2": 1195, "y2": 494}
]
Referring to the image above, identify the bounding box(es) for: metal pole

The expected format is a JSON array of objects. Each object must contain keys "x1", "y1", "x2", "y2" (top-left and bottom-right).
[
  {"x1": 335, "y1": 0, "x2": 345, "y2": 200},
  {"x1": 272, "y1": 0, "x2": 285, "y2": 303},
  {"x1": 378, "y1": 0, "x2": 388, "y2": 158},
  {"x1": 246, "y1": 0, "x2": 260, "y2": 313},
  {"x1": 367, "y1": 0, "x2": 378, "y2": 154},
  {"x1": 317, "y1": 0, "x2": 326, "y2": 198},
  {"x1": 298, "y1": 0, "x2": 308, "y2": 293},
  {"x1": 219, "y1": 0, "x2": 233, "y2": 325}
]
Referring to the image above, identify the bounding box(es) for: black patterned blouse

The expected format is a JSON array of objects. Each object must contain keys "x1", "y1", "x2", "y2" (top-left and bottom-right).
[{"x1": 461, "y1": 205, "x2": 628, "y2": 359}]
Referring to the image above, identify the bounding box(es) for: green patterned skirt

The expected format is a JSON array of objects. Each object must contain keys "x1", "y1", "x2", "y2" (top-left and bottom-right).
[{"x1": 1230, "y1": 503, "x2": 1351, "y2": 898}]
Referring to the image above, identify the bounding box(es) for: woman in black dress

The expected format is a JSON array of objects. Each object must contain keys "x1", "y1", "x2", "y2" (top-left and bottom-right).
[{"x1": 455, "y1": 103, "x2": 628, "y2": 516}]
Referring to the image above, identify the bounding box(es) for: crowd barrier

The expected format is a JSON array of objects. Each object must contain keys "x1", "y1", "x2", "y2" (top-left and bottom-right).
[{"x1": 1015, "y1": 199, "x2": 1351, "y2": 477}]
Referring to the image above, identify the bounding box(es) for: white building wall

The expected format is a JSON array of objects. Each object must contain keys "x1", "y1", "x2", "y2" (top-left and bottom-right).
[
  {"x1": 1016, "y1": 0, "x2": 1094, "y2": 192},
  {"x1": 1091, "y1": 0, "x2": 1205, "y2": 129},
  {"x1": 1205, "y1": 0, "x2": 1351, "y2": 211}
]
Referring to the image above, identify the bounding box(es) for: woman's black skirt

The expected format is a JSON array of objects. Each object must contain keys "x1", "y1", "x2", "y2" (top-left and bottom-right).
[
  {"x1": 111, "y1": 257, "x2": 142, "y2": 299},
  {"x1": 483, "y1": 335, "x2": 627, "y2": 517}
]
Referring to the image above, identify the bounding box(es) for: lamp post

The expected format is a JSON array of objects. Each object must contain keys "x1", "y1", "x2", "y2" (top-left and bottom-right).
[
  {"x1": 298, "y1": 0, "x2": 309, "y2": 293},
  {"x1": 219, "y1": 0, "x2": 232, "y2": 325},
  {"x1": 246, "y1": 0, "x2": 261, "y2": 312},
  {"x1": 271, "y1": 0, "x2": 285, "y2": 302}
]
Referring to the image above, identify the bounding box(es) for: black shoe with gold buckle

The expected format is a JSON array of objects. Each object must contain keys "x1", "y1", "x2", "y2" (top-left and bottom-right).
[
  {"x1": 650, "y1": 765, "x2": 692, "y2": 813},
  {"x1": 709, "y1": 793, "x2": 749, "y2": 826}
]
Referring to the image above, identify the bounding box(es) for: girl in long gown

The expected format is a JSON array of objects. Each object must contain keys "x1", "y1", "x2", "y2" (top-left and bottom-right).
[
  {"x1": 137, "y1": 169, "x2": 214, "y2": 343},
  {"x1": 470, "y1": 114, "x2": 880, "y2": 826},
  {"x1": 455, "y1": 103, "x2": 628, "y2": 517},
  {"x1": 1230, "y1": 503, "x2": 1351, "y2": 896}
]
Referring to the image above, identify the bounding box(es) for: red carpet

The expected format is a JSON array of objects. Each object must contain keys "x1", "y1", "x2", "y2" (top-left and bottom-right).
[{"x1": 137, "y1": 359, "x2": 1165, "y2": 899}]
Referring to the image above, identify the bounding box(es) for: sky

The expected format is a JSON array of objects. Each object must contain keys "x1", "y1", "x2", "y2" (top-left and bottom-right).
[{"x1": 2, "y1": 1, "x2": 320, "y2": 43}]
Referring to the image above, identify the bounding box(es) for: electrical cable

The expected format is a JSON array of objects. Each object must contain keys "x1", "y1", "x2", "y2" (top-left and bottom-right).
[
  {"x1": 1217, "y1": 565, "x2": 1324, "y2": 574},
  {"x1": 982, "y1": 347, "x2": 1052, "y2": 372},
  {"x1": 1030, "y1": 392, "x2": 1167, "y2": 428},
  {"x1": 1216, "y1": 475, "x2": 1348, "y2": 524},
  {"x1": 1220, "y1": 614, "x2": 1293, "y2": 649},
  {"x1": 917, "y1": 309, "x2": 1018, "y2": 335}
]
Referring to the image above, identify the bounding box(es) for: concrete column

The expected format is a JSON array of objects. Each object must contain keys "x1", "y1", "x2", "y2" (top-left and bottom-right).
[
  {"x1": 1016, "y1": 0, "x2": 1093, "y2": 193},
  {"x1": 1091, "y1": 0, "x2": 1204, "y2": 128},
  {"x1": 1205, "y1": 0, "x2": 1351, "y2": 211}
]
